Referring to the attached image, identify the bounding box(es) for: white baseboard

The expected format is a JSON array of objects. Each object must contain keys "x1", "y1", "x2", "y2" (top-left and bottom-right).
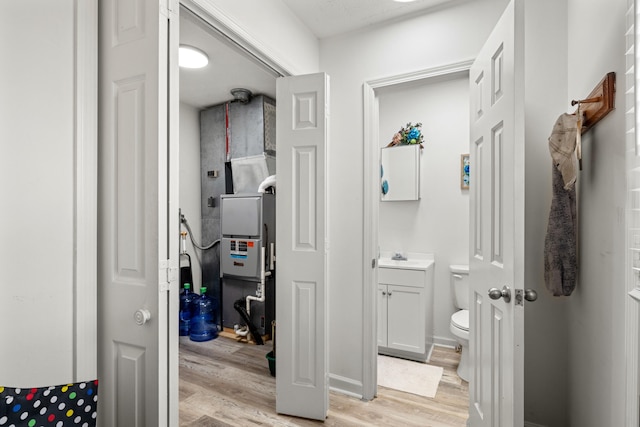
[
  {"x1": 329, "y1": 373, "x2": 363, "y2": 399},
  {"x1": 433, "y1": 335, "x2": 458, "y2": 348}
]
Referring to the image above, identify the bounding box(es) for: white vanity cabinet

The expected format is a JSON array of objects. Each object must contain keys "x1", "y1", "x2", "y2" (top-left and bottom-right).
[{"x1": 377, "y1": 260, "x2": 434, "y2": 362}]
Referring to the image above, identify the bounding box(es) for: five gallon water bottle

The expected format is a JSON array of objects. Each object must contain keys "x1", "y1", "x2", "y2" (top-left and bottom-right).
[
  {"x1": 189, "y1": 287, "x2": 218, "y2": 342},
  {"x1": 179, "y1": 283, "x2": 195, "y2": 336}
]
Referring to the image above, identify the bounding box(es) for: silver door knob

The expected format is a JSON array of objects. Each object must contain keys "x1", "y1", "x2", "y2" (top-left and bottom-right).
[
  {"x1": 524, "y1": 289, "x2": 538, "y2": 302},
  {"x1": 134, "y1": 308, "x2": 151, "y2": 325},
  {"x1": 488, "y1": 285, "x2": 511, "y2": 303}
]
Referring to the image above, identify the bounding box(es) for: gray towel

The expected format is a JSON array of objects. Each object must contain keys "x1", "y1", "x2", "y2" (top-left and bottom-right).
[{"x1": 544, "y1": 114, "x2": 578, "y2": 296}]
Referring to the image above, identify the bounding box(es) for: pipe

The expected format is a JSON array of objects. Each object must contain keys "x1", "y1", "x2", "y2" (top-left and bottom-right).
[
  {"x1": 233, "y1": 298, "x2": 263, "y2": 345},
  {"x1": 180, "y1": 213, "x2": 220, "y2": 251},
  {"x1": 180, "y1": 231, "x2": 188, "y2": 254},
  {"x1": 225, "y1": 102, "x2": 230, "y2": 162},
  {"x1": 258, "y1": 175, "x2": 276, "y2": 193},
  {"x1": 234, "y1": 324, "x2": 250, "y2": 337},
  {"x1": 246, "y1": 246, "x2": 267, "y2": 314}
]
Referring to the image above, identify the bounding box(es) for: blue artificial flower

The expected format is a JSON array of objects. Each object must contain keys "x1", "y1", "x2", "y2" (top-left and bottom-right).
[{"x1": 407, "y1": 128, "x2": 420, "y2": 141}]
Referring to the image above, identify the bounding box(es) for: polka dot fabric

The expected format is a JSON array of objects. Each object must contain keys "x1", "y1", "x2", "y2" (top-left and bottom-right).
[{"x1": 0, "y1": 380, "x2": 98, "y2": 427}]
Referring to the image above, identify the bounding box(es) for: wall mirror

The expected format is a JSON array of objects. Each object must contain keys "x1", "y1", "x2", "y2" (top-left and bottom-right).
[{"x1": 380, "y1": 144, "x2": 420, "y2": 201}]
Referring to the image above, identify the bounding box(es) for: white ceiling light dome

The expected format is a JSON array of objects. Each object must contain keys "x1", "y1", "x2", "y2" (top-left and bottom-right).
[{"x1": 179, "y1": 45, "x2": 209, "y2": 69}]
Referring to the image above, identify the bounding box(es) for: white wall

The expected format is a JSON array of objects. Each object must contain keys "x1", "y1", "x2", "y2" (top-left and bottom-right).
[
  {"x1": 0, "y1": 0, "x2": 97, "y2": 386},
  {"x1": 378, "y1": 75, "x2": 470, "y2": 345},
  {"x1": 521, "y1": 1, "x2": 570, "y2": 425},
  {"x1": 565, "y1": 0, "x2": 628, "y2": 425},
  {"x1": 185, "y1": 0, "x2": 319, "y2": 76},
  {"x1": 320, "y1": 0, "x2": 509, "y2": 395},
  {"x1": 179, "y1": 103, "x2": 203, "y2": 291}
]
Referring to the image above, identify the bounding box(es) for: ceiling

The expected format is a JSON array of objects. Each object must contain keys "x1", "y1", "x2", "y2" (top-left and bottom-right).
[
  {"x1": 179, "y1": 0, "x2": 457, "y2": 109},
  {"x1": 281, "y1": 0, "x2": 457, "y2": 39}
]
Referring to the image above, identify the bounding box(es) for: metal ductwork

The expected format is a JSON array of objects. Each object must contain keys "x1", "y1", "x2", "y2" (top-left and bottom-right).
[{"x1": 231, "y1": 88, "x2": 252, "y2": 104}]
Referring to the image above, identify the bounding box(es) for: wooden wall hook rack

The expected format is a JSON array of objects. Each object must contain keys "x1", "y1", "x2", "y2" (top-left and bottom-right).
[{"x1": 571, "y1": 72, "x2": 616, "y2": 134}]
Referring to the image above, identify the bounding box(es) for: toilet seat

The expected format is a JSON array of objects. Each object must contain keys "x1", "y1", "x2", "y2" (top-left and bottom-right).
[{"x1": 451, "y1": 309, "x2": 469, "y2": 331}]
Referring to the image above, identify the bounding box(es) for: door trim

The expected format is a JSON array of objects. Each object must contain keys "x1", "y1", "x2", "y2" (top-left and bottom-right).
[
  {"x1": 180, "y1": 0, "x2": 290, "y2": 78},
  {"x1": 362, "y1": 60, "x2": 473, "y2": 400},
  {"x1": 74, "y1": 0, "x2": 98, "y2": 382},
  {"x1": 626, "y1": 1, "x2": 639, "y2": 424}
]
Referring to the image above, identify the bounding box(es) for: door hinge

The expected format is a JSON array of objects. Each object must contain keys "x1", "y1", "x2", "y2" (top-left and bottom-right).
[
  {"x1": 159, "y1": 260, "x2": 177, "y2": 292},
  {"x1": 372, "y1": 258, "x2": 376, "y2": 268}
]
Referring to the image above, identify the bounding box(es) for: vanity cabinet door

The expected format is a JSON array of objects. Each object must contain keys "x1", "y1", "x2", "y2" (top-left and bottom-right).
[
  {"x1": 377, "y1": 285, "x2": 388, "y2": 347},
  {"x1": 386, "y1": 284, "x2": 426, "y2": 354}
]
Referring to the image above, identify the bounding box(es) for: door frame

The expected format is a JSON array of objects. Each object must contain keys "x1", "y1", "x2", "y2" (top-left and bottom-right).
[
  {"x1": 179, "y1": 0, "x2": 292, "y2": 78},
  {"x1": 626, "y1": 1, "x2": 640, "y2": 424},
  {"x1": 362, "y1": 60, "x2": 473, "y2": 400},
  {"x1": 75, "y1": 0, "x2": 99, "y2": 382}
]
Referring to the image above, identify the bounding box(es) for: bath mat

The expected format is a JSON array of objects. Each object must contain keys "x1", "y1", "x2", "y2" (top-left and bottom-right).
[{"x1": 377, "y1": 355, "x2": 443, "y2": 398}]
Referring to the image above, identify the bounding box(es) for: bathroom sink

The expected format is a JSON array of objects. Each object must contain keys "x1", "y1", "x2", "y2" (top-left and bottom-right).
[{"x1": 378, "y1": 257, "x2": 434, "y2": 270}]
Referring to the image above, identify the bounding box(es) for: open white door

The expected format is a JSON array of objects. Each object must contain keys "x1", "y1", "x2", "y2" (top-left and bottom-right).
[
  {"x1": 468, "y1": 1, "x2": 528, "y2": 425},
  {"x1": 98, "y1": 0, "x2": 180, "y2": 425},
  {"x1": 275, "y1": 73, "x2": 330, "y2": 420}
]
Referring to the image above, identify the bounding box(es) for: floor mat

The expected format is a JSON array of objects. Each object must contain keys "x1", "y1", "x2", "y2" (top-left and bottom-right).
[{"x1": 377, "y1": 354, "x2": 444, "y2": 398}]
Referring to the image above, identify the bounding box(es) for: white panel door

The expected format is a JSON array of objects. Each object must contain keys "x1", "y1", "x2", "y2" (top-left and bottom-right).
[
  {"x1": 468, "y1": 1, "x2": 525, "y2": 426},
  {"x1": 98, "y1": 0, "x2": 179, "y2": 425},
  {"x1": 276, "y1": 72, "x2": 329, "y2": 420}
]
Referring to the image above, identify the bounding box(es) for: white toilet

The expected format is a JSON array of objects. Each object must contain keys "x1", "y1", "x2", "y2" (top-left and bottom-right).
[{"x1": 449, "y1": 264, "x2": 470, "y2": 382}]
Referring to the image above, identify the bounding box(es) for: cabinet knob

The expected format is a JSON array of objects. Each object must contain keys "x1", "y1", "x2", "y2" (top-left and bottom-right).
[{"x1": 382, "y1": 291, "x2": 386, "y2": 296}]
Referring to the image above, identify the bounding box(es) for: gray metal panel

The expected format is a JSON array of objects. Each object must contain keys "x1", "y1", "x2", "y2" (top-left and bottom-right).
[
  {"x1": 221, "y1": 276, "x2": 275, "y2": 336},
  {"x1": 200, "y1": 105, "x2": 226, "y2": 308},
  {"x1": 263, "y1": 98, "x2": 276, "y2": 157},
  {"x1": 220, "y1": 195, "x2": 262, "y2": 236},
  {"x1": 220, "y1": 237, "x2": 262, "y2": 279},
  {"x1": 229, "y1": 95, "x2": 273, "y2": 160}
]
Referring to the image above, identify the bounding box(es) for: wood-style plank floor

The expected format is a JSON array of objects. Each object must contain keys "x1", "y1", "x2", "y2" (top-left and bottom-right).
[{"x1": 179, "y1": 336, "x2": 469, "y2": 426}]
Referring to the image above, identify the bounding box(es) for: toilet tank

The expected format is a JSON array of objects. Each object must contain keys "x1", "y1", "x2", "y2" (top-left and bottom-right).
[{"x1": 450, "y1": 264, "x2": 469, "y2": 310}]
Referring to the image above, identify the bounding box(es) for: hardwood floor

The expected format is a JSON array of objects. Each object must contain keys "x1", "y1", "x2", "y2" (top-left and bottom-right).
[{"x1": 179, "y1": 336, "x2": 469, "y2": 426}]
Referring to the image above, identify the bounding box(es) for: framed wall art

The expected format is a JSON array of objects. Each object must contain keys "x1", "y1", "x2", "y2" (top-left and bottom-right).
[{"x1": 461, "y1": 154, "x2": 470, "y2": 190}]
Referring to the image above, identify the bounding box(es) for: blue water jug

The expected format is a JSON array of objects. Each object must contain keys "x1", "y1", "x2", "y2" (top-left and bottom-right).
[
  {"x1": 189, "y1": 287, "x2": 218, "y2": 342},
  {"x1": 179, "y1": 283, "x2": 195, "y2": 336}
]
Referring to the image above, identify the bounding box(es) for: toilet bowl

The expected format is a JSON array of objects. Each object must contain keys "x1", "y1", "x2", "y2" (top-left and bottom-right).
[
  {"x1": 450, "y1": 264, "x2": 470, "y2": 382},
  {"x1": 450, "y1": 309, "x2": 469, "y2": 382}
]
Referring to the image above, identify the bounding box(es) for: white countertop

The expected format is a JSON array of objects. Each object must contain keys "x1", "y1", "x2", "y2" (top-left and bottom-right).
[{"x1": 378, "y1": 252, "x2": 434, "y2": 271}]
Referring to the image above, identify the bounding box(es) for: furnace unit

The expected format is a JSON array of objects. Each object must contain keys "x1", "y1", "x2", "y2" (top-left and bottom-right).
[{"x1": 220, "y1": 193, "x2": 275, "y2": 337}]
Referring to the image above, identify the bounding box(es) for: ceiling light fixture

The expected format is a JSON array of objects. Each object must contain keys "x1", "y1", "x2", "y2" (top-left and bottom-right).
[{"x1": 179, "y1": 45, "x2": 209, "y2": 69}]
